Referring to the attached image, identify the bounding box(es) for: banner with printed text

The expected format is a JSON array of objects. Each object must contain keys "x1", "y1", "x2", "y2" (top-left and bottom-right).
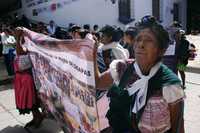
[{"x1": 21, "y1": 28, "x2": 99, "y2": 133}]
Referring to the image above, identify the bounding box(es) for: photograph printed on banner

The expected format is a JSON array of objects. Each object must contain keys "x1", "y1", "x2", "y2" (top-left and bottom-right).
[{"x1": 30, "y1": 52, "x2": 98, "y2": 133}]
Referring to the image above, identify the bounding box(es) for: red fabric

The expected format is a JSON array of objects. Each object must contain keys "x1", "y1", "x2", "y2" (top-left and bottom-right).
[{"x1": 14, "y1": 58, "x2": 36, "y2": 110}]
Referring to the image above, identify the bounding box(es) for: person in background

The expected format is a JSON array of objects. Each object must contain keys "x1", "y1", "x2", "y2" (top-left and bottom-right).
[
  {"x1": 54, "y1": 27, "x2": 63, "y2": 39},
  {"x1": 70, "y1": 25, "x2": 81, "y2": 39},
  {"x1": 177, "y1": 30, "x2": 190, "y2": 89},
  {"x1": 14, "y1": 28, "x2": 44, "y2": 128},
  {"x1": 68, "y1": 23, "x2": 75, "y2": 28},
  {"x1": 172, "y1": 21, "x2": 182, "y2": 28},
  {"x1": 98, "y1": 25, "x2": 129, "y2": 69},
  {"x1": 83, "y1": 24, "x2": 90, "y2": 31},
  {"x1": 92, "y1": 32, "x2": 107, "y2": 99},
  {"x1": 35, "y1": 22, "x2": 48, "y2": 35},
  {"x1": 47, "y1": 20, "x2": 56, "y2": 37},
  {"x1": 76, "y1": 29, "x2": 90, "y2": 39},
  {"x1": 123, "y1": 27, "x2": 138, "y2": 59},
  {"x1": 68, "y1": 25, "x2": 91, "y2": 40},
  {"x1": 66, "y1": 23, "x2": 76, "y2": 39},
  {"x1": 163, "y1": 22, "x2": 182, "y2": 75},
  {"x1": 188, "y1": 43, "x2": 197, "y2": 60},
  {"x1": 66, "y1": 28, "x2": 73, "y2": 39},
  {"x1": 116, "y1": 27, "x2": 124, "y2": 42},
  {"x1": 93, "y1": 24, "x2": 99, "y2": 32},
  {"x1": 1, "y1": 28, "x2": 16, "y2": 76}
]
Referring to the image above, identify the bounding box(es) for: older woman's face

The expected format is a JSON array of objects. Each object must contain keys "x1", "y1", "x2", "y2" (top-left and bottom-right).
[{"x1": 134, "y1": 28, "x2": 163, "y2": 67}]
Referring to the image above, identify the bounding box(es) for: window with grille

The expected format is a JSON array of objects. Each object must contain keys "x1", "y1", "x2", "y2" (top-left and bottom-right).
[
  {"x1": 152, "y1": 0, "x2": 163, "y2": 22},
  {"x1": 118, "y1": 0, "x2": 134, "y2": 24},
  {"x1": 173, "y1": 3, "x2": 179, "y2": 22}
]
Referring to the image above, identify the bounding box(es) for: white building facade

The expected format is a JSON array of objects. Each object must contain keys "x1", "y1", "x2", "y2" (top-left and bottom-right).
[{"x1": 13, "y1": 0, "x2": 187, "y2": 29}]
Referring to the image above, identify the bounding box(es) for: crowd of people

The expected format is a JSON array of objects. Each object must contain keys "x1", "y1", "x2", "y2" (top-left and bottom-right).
[{"x1": 0, "y1": 15, "x2": 197, "y2": 133}]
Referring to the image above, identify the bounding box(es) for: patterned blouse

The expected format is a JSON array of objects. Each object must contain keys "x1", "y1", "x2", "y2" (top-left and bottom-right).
[
  {"x1": 109, "y1": 60, "x2": 185, "y2": 133},
  {"x1": 14, "y1": 55, "x2": 32, "y2": 72}
]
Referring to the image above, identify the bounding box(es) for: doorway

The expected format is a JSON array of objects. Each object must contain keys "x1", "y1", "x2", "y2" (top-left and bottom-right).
[{"x1": 187, "y1": 1, "x2": 200, "y2": 33}]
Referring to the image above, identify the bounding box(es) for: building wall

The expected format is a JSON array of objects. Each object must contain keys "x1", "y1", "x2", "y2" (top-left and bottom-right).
[
  {"x1": 20, "y1": 0, "x2": 124, "y2": 28},
  {"x1": 161, "y1": 0, "x2": 174, "y2": 27},
  {"x1": 161, "y1": 0, "x2": 187, "y2": 30},
  {"x1": 18, "y1": 0, "x2": 152, "y2": 28},
  {"x1": 178, "y1": 0, "x2": 187, "y2": 30},
  {"x1": 9, "y1": 0, "x2": 186, "y2": 29},
  {"x1": 134, "y1": 0, "x2": 152, "y2": 22}
]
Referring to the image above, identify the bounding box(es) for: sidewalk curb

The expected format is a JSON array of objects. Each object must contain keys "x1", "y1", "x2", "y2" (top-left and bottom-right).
[
  {"x1": 186, "y1": 66, "x2": 200, "y2": 74},
  {"x1": 0, "y1": 78, "x2": 13, "y2": 86}
]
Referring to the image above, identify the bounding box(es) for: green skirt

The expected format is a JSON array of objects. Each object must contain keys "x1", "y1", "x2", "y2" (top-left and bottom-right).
[{"x1": 177, "y1": 63, "x2": 187, "y2": 71}]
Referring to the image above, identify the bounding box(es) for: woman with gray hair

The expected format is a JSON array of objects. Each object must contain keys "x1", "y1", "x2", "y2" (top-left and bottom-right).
[{"x1": 95, "y1": 16, "x2": 185, "y2": 133}]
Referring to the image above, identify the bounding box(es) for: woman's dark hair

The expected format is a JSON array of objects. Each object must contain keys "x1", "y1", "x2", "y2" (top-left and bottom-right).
[
  {"x1": 68, "y1": 23, "x2": 75, "y2": 28},
  {"x1": 99, "y1": 25, "x2": 119, "y2": 42},
  {"x1": 55, "y1": 27, "x2": 63, "y2": 39},
  {"x1": 136, "y1": 16, "x2": 170, "y2": 50},
  {"x1": 70, "y1": 25, "x2": 81, "y2": 32},
  {"x1": 93, "y1": 24, "x2": 99, "y2": 31},
  {"x1": 78, "y1": 29, "x2": 90, "y2": 39},
  {"x1": 38, "y1": 22, "x2": 45, "y2": 26},
  {"x1": 115, "y1": 27, "x2": 124, "y2": 41},
  {"x1": 93, "y1": 32, "x2": 100, "y2": 41},
  {"x1": 83, "y1": 24, "x2": 90, "y2": 31},
  {"x1": 124, "y1": 27, "x2": 138, "y2": 38}
]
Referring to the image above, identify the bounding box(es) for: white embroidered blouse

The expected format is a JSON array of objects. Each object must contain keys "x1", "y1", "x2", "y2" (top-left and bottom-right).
[{"x1": 109, "y1": 60, "x2": 185, "y2": 133}]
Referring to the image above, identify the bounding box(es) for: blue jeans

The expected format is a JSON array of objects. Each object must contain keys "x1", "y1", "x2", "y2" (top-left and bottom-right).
[{"x1": 3, "y1": 49, "x2": 15, "y2": 76}]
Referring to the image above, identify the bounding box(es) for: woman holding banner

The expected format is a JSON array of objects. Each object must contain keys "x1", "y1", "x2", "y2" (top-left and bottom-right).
[
  {"x1": 95, "y1": 16, "x2": 185, "y2": 133},
  {"x1": 14, "y1": 28, "x2": 44, "y2": 129}
]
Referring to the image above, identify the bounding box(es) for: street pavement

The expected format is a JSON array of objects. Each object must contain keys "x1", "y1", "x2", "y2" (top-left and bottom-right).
[
  {"x1": 0, "y1": 34, "x2": 200, "y2": 133},
  {"x1": 184, "y1": 72, "x2": 200, "y2": 133},
  {"x1": 186, "y1": 35, "x2": 200, "y2": 73},
  {"x1": 0, "y1": 57, "x2": 64, "y2": 133},
  {"x1": 0, "y1": 71, "x2": 200, "y2": 133}
]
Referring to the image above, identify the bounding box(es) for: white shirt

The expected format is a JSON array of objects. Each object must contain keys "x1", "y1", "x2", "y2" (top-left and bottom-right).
[
  {"x1": 164, "y1": 40, "x2": 176, "y2": 56},
  {"x1": 1, "y1": 32, "x2": 16, "y2": 54},
  {"x1": 47, "y1": 25, "x2": 56, "y2": 36},
  {"x1": 98, "y1": 42, "x2": 129, "y2": 59}
]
